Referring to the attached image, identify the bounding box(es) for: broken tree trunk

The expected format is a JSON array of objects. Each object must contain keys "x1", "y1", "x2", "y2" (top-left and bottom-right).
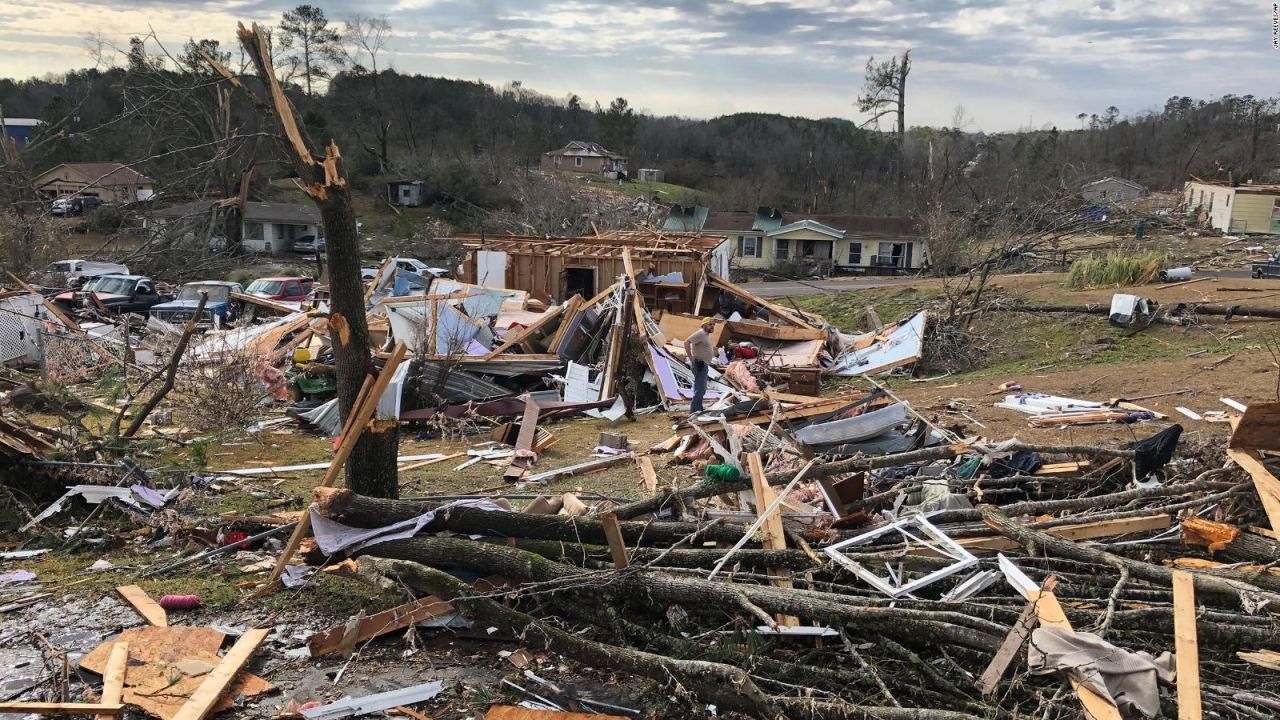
[
  {"x1": 216, "y1": 23, "x2": 398, "y2": 498},
  {"x1": 979, "y1": 505, "x2": 1280, "y2": 608},
  {"x1": 314, "y1": 486, "x2": 747, "y2": 545},
  {"x1": 364, "y1": 558, "x2": 784, "y2": 719},
  {"x1": 1000, "y1": 300, "x2": 1280, "y2": 321}
]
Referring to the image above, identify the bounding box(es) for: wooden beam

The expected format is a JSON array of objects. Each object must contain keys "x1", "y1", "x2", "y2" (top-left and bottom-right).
[
  {"x1": 504, "y1": 394, "x2": 541, "y2": 482},
  {"x1": 484, "y1": 304, "x2": 565, "y2": 359},
  {"x1": 261, "y1": 343, "x2": 405, "y2": 592},
  {"x1": 977, "y1": 578, "x2": 1055, "y2": 696},
  {"x1": 1226, "y1": 448, "x2": 1280, "y2": 533},
  {"x1": 599, "y1": 512, "x2": 630, "y2": 569},
  {"x1": 115, "y1": 585, "x2": 167, "y2": 627},
  {"x1": 1229, "y1": 402, "x2": 1280, "y2": 451},
  {"x1": 1172, "y1": 571, "x2": 1202, "y2": 720},
  {"x1": 93, "y1": 642, "x2": 129, "y2": 720},
  {"x1": 1029, "y1": 590, "x2": 1123, "y2": 720},
  {"x1": 4, "y1": 270, "x2": 89, "y2": 337},
  {"x1": 170, "y1": 628, "x2": 270, "y2": 720},
  {"x1": 0, "y1": 702, "x2": 123, "y2": 714},
  {"x1": 748, "y1": 452, "x2": 798, "y2": 627},
  {"x1": 309, "y1": 576, "x2": 507, "y2": 656},
  {"x1": 927, "y1": 515, "x2": 1172, "y2": 556}
]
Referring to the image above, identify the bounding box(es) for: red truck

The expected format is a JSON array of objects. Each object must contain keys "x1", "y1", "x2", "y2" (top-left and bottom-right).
[{"x1": 244, "y1": 276, "x2": 314, "y2": 302}]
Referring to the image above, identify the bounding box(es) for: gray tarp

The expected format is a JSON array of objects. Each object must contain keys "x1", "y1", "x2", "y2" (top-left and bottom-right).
[{"x1": 1028, "y1": 626, "x2": 1175, "y2": 717}]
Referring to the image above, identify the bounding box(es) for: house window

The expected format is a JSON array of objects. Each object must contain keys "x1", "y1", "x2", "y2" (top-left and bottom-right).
[
  {"x1": 737, "y1": 235, "x2": 761, "y2": 258},
  {"x1": 401, "y1": 187, "x2": 411, "y2": 199},
  {"x1": 575, "y1": 157, "x2": 583, "y2": 167},
  {"x1": 1099, "y1": 189, "x2": 1108, "y2": 199},
  {"x1": 245, "y1": 221, "x2": 264, "y2": 241},
  {"x1": 875, "y1": 242, "x2": 908, "y2": 267},
  {"x1": 848, "y1": 242, "x2": 862, "y2": 265},
  {"x1": 775, "y1": 239, "x2": 790, "y2": 259}
]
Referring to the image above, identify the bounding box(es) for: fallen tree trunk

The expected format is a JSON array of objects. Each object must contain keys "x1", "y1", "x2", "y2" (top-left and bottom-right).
[
  {"x1": 316, "y1": 486, "x2": 748, "y2": 544},
  {"x1": 365, "y1": 557, "x2": 784, "y2": 717},
  {"x1": 998, "y1": 300, "x2": 1280, "y2": 321},
  {"x1": 614, "y1": 442, "x2": 1136, "y2": 520},
  {"x1": 1181, "y1": 517, "x2": 1280, "y2": 564},
  {"x1": 358, "y1": 536, "x2": 1005, "y2": 652},
  {"x1": 979, "y1": 505, "x2": 1280, "y2": 608}
]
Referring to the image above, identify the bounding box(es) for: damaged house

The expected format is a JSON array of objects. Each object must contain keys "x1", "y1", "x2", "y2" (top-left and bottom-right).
[{"x1": 147, "y1": 201, "x2": 323, "y2": 254}]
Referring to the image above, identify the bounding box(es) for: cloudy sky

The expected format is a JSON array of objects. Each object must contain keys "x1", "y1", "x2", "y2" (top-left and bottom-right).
[{"x1": 1, "y1": 0, "x2": 1275, "y2": 131}]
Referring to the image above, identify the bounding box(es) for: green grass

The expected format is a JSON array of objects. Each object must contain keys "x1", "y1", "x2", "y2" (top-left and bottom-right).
[
  {"x1": 579, "y1": 176, "x2": 704, "y2": 204},
  {"x1": 1065, "y1": 251, "x2": 1167, "y2": 289},
  {"x1": 794, "y1": 287, "x2": 939, "y2": 331}
]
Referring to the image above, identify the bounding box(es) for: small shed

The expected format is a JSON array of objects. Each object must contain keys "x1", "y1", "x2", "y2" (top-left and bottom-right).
[
  {"x1": 388, "y1": 180, "x2": 426, "y2": 207},
  {"x1": 638, "y1": 168, "x2": 664, "y2": 183}
]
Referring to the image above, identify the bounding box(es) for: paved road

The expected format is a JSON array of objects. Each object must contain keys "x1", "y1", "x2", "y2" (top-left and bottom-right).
[{"x1": 739, "y1": 268, "x2": 1257, "y2": 298}]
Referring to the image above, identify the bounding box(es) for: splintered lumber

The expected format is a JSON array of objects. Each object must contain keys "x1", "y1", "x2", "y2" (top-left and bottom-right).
[
  {"x1": 170, "y1": 628, "x2": 270, "y2": 720},
  {"x1": 599, "y1": 512, "x2": 630, "y2": 569},
  {"x1": 1029, "y1": 589, "x2": 1124, "y2": 720},
  {"x1": 484, "y1": 303, "x2": 565, "y2": 359},
  {"x1": 1181, "y1": 517, "x2": 1280, "y2": 563},
  {"x1": 748, "y1": 452, "x2": 798, "y2": 626},
  {"x1": 1228, "y1": 402, "x2": 1280, "y2": 451},
  {"x1": 708, "y1": 459, "x2": 818, "y2": 580},
  {"x1": 1172, "y1": 571, "x2": 1202, "y2": 720},
  {"x1": 0, "y1": 702, "x2": 124, "y2": 714},
  {"x1": 116, "y1": 585, "x2": 167, "y2": 627},
  {"x1": 94, "y1": 642, "x2": 129, "y2": 720},
  {"x1": 263, "y1": 342, "x2": 405, "y2": 591},
  {"x1": 308, "y1": 576, "x2": 507, "y2": 657},
  {"x1": 4, "y1": 269, "x2": 89, "y2": 337}
]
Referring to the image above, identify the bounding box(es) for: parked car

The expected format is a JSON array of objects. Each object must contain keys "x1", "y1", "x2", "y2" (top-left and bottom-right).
[
  {"x1": 292, "y1": 235, "x2": 326, "y2": 254},
  {"x1": 50, "y1": 195, "x2": 102, "y2": 216},
  {"x1": 244, "y1": 276, "x2": 314, "y2": 302},
  {"x1": 36, "y1": 259, "x2": 131, "y2": 289},
  {"x1": 1251, "y1": 252, "x2": 1280, "y2": 279},
  {"x1": 53, "y1": 274, "x2": 171, "y2": 315},
  {"x1": 149, "y1": 281, "x2": 244, "y2": 327},
  {"x1": 360, "y1": 267, "x2": 380, "y2": 280}
]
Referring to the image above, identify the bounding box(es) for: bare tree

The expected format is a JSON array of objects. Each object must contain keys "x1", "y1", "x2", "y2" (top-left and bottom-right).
[
  {"x1": 342, "y1": 14, "x2": 393, "y2": 172},
  {"x1": 204, "y1": 23, "x2": 399, "y2": 498}
]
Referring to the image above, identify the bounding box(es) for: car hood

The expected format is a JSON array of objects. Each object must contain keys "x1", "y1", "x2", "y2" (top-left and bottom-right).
[{"x1": 92, "y1": 293, "x2": 131, "y2": 303}]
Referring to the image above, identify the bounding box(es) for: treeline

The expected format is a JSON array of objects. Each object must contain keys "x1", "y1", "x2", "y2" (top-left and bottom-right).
[{"x1": 2, "y1": 6, "x2": 1278, "y2": 223}]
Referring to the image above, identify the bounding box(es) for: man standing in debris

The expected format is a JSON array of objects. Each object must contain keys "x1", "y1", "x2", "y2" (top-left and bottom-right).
[{"x1": 684, "y1": 318, "x2": 716, "y2": 414}]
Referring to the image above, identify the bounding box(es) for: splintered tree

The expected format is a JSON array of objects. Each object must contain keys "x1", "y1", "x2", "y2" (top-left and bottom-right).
[
  {"x1": 204, "y1": 23, "x2": 399, "y2": 498},
  {"x1": 857, "y1": 50, "x2": 911, "y2": 203}
]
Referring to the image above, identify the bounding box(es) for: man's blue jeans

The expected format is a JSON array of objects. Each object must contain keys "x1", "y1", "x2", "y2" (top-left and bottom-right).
[{"x1": 691, "y1": 360, "x2": 708, "y2": 413}]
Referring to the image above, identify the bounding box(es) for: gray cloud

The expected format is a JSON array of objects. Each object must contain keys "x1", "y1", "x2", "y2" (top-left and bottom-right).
[{"x1": 1, "y1": 0, "x2": 1275, "y2": 130}]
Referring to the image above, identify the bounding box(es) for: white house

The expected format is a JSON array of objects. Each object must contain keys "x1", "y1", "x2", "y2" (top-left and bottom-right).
[
  {"x1": 1183, "y1": 178, "x2": 1280, "y2": 234},
  {"x1": 149, "y1": 200, "x2": 323, "y2": 254},
  {"x1": 387, "y1": 180, "x2": 426, "y2": 207}
]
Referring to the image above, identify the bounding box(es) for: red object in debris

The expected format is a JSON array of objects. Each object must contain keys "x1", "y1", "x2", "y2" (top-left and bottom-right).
[
  {"x1": 158, "y1": 594, "x2": 202, "y2": 610},
  {"x1": 732, "y1": 346, "x2": 758, "y2": 359},
  {"x1": 221, "y1": 531, "x2": 249, "y2": 549}
]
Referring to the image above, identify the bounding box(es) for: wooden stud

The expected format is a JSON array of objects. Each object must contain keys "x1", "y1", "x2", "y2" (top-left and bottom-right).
[
  {"x1": 1226, "y1": 448, "x2": 1280, "y2": 533},
  {"x1": 115, "y1": 585, "x2": 167, "y2": 627},
  {"x1": 1172, "y1": 571, "x2": 1202, "y2": 720},
  {"x1": 93, "y1": 642, "x2": 129, "y2": 720},
  {"x1": 170, "y1": 628, "x2": 270, "y2": 720},
  {"x1": 1030, "y1": 590, "x2": 1123, "y2": 720},
  {"x1": 599, "y1": 512, "x2": 630, "y2": 569},
  {"x1": 977, "y1": 577, "x2": 1056, "y2": 696},
  {"x1": 503, "y1": 394, "x2": 541, "y2": 481},
  {"x1": 747, "y1": 452, "x2": 799, "y2": 627},
  {"x1": 0, "y1": 702, "x2": 123, "y2": 714},
  {"x1": 260, "y1": 343, "x2": 405, "y2": 593}
]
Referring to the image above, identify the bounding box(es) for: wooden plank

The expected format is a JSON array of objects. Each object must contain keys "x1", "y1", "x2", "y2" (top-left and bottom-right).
[
  {"x1": 1226, "y1": 448, "x2": 1280, "y2": 533},
  {"x1": 504, "y1": 394, "x2": 541, "y2": 481},
  {"x1": 484, "y1": 304, "x2": 564, "y2": 359},
  {"x1": 726, "y1": 320, "x2": 826, "y2": 341},
  {"x1": 1172, "y1": 571, "x2": 1202, "y2": 720},
  {"x1": 485, "y1": 706, "x2": 626, "y2": 719},
  {"x1": 636, "y1": 456, "x2": 659, "y2": 495},
  {"x1": 1030, "y1": 590, "x2": 1124, "y2": 720},
  {"x1": 4, "y1": 270, "x2": 89, "y2": 337},
  {"x1": 93, "y1": 642, "x2": 129, "y2": 720},
  {"x1": 748, "y1": 452, "x2": 798, "y2": 626},
  {"x1": 919, "y1": 515, "x2": 1172, "y2": 557},
  {"x1": 261, "y1": 343, "x2": 405, "y2": 592},
  {"x1": 309, "y1": 576, "x2": 507, "y2": 657},
  {"x1": 115, "y1": 585, "x2": 167, "y2": 627},
  {"x1": 170, "y1": 628, "x2": 270, "y2": 720},
  {"x1": 599, "y1": 512, "x2": 630, "y2": 569},
  {"x1": 977, "y1": 577, "x2": 1056, "y2": 695},
  {"x1": 0, "y1": 702, "x2": 123, "y2": 714}
]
